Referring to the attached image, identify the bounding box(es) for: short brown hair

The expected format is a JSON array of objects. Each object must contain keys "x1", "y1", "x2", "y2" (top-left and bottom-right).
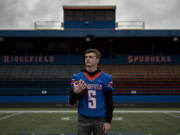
[{"x1": 85, "y1": 49, "x2": 101, "y2": 59}]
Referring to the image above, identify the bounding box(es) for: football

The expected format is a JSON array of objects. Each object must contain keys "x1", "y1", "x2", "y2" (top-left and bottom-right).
[{"x1": 75, "y1": 80, "x2": 86, "y2": 95}]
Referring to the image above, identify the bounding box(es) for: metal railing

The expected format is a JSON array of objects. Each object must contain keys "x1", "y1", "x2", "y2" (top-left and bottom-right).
[
  {"x1": 34, "y1": 21, "x2": 64, "y2": 30},
  {"x1": 115, "y1": 21, "x2": 145, "y2": 30},
  {"x1": 34, "y1": 21, "x2": 145, "y2": 30}
]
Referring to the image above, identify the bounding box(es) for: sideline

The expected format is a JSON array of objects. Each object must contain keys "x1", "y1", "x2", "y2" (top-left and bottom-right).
[
  {"x1": 0, "y1": 110, "x2": 180, "y2": 113},
  {"x1": 0, "y1": 112, "x2": 22, "y2": 120},
  {"x1": 164, "y1": 112, "x2": 180, "y2": 118}
]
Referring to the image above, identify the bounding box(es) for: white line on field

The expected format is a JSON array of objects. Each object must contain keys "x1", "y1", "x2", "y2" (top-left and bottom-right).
[
  {"x1": 0, "y1": 111, "x2": 77, "y2": 113},
  {"x1": 60, "y1": 116, "x2": 123, "y2": 121},
  {"x1": 0, "y1": 112, "x2": 22, "y2": 121},
  {"x1": 164, "y1": 112, "x2": 180, "y2": 119},
  {"x1": 0, "y1": 110, "x2": 180, "y2": 113},
  {"x1": 114, "y1": 111, "x2": 180, "y2": 113}
]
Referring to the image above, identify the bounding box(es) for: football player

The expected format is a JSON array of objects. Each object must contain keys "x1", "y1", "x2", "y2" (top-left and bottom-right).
[{"x1": 69, "y1": 49, "x2": 114, "y2": 135}]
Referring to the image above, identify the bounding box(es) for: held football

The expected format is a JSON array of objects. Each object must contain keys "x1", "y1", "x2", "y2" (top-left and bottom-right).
[{"x1": 75, "y1": 80, "x2": 86, "y2": 95}]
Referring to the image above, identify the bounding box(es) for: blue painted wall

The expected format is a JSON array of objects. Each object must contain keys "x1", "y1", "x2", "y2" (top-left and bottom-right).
[
  {"x1": 64, "y1": 21, "x2": 115, "y2": 29},
  {"x1": 1, "y1": 55, "x2": 180, "y2": 65},
  {"x1": 0, "y1": 96, "x2": 180, "y2": 103}
]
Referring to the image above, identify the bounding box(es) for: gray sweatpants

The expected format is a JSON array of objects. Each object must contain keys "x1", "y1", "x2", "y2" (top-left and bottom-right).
[{"x1": 77, "y1": 114, "x2": 105, "y2": 135}]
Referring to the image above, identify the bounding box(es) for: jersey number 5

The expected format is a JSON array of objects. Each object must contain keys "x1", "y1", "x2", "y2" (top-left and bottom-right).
[{"x1": 88, "y1": 90, "x2": 96, "y2": 109}]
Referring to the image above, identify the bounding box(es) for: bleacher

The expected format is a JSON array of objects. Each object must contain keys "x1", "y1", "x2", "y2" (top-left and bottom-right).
[
  {"x1": 100, "y1": 64, "x2": 180, "y2": 78},
  {"x1": 0, "y1": 64, "x2": 180, "y2": 96},
  {"x1": 100, "y1": 64, "x2": 180, "y2": 95},
  {"x1": 0, "y1": 64, "x2": 86, "y2": 96},
  {"x1": 0, "y1": 65, "x2": 84, "y2": 78}
]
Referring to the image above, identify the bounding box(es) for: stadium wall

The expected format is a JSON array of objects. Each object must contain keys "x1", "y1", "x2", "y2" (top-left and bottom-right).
[{"x1": 0, "y1": 30, "x2": 180, "y2": 107}]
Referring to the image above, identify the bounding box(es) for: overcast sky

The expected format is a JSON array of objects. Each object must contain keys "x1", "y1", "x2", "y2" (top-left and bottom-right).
[{"x1": 0, "y1": 0, "x2": 180, "y2": 30}]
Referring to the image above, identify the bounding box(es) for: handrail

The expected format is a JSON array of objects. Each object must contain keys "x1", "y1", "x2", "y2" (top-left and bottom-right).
[
  {"x1": 115, "y1": 21, "x2": 145, "y2": 30},
  {"x1": 34, "y1": 21, "x2": 64, "y2": 30}
]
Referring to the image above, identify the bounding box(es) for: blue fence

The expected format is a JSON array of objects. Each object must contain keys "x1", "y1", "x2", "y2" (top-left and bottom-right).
[{"x1": 1, "y1": 95, "x2": 180, "y2": 103}]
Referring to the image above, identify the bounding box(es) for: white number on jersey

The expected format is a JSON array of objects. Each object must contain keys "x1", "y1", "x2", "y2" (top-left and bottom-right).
[{"x1": 88, "y1": 90, "x2": 96, "y2": 109}]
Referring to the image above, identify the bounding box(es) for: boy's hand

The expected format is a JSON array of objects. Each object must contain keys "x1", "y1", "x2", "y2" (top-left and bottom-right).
[
  {"x1": 103, "y1": 122, "x2": 111, "y2": 135},
  {"x1": 73, "y1": 80, "x2": 87, "y2": 94}
]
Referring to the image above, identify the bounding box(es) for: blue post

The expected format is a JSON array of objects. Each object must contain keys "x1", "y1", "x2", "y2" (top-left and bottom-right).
[
  {"x1": 109, "y1": 39, "x2": 113, "y2": 74},
  {"x1": 67, "y1": 40, "x2": 71, "y2": 76},
  {"x1": 25, "y1": 47, "x2": 28, "y2": 73},
  {"x1": 25, "y1": 47, "x2": 28, "y2": 96},
  {"x1": 151, "y1": 39, "x2": 154, "y2": 95},
  {"x1": 151, "y1": 39, "x2": 154, "y2": 73}
]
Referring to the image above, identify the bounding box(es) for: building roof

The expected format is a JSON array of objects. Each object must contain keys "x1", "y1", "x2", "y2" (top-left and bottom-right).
[
  {"x1": 0, "y1": 30, "x2": 180, "y2": 38},
  {"x1": 63, "y1": 5, "x2": 116, "y2": 10}
]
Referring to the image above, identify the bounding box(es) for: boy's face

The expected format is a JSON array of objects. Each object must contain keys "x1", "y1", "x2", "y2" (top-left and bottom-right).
[{"x1": 85, "y1": 52, "x2": 99, "y2": 67}]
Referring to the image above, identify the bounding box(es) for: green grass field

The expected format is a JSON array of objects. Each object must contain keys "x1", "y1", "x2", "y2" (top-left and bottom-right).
[{"x1": 0, "y1": 108, "x2": 180, "y2": 135}]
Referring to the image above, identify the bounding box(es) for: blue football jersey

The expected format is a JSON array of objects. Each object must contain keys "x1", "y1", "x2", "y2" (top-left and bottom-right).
[{"x1": 71, "y1": 71, "x2": 113, "y2": 117}]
